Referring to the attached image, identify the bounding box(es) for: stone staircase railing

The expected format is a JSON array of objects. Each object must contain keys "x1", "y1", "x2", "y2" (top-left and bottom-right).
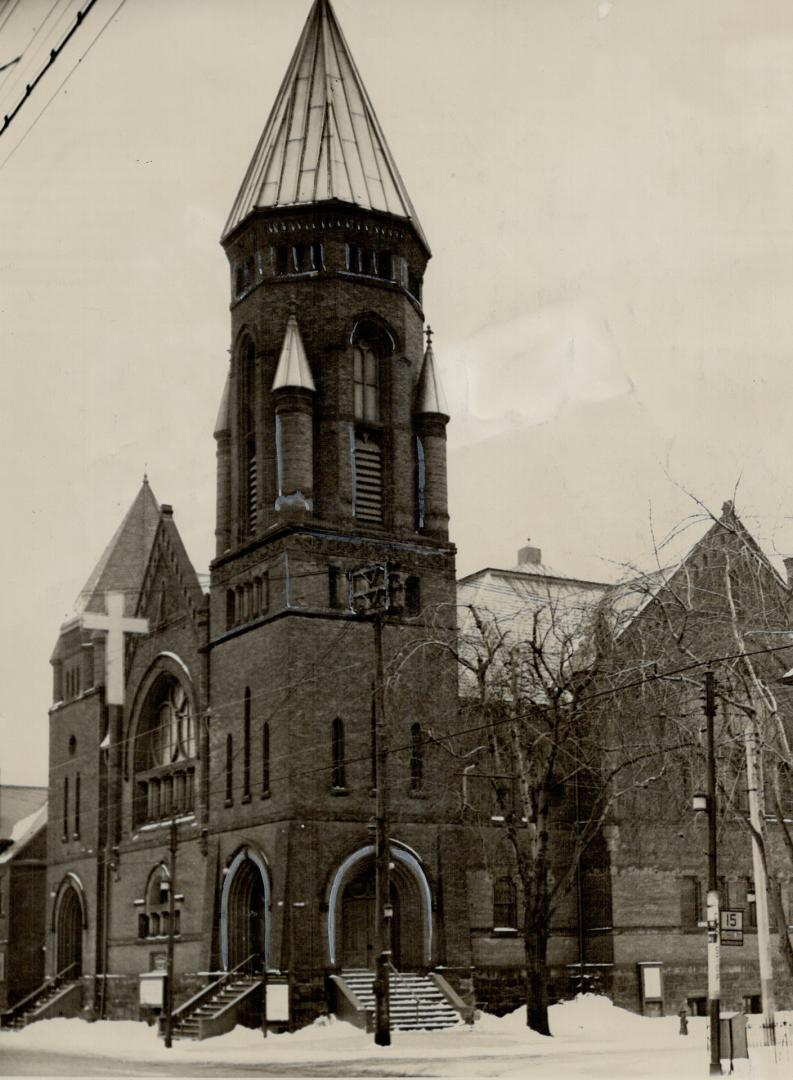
[{"x1": 0, "y1": 963, "x2": 81, "y2": 1030}]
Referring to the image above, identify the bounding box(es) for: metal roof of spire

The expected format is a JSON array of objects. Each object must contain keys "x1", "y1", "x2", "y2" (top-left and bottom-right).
[
  {"x1": 416, "y1": 332, "x2": 449, "y2": 417},
  {"x1": 272, "y1": 314, "x2": 315, "y2": 392},
  {"x1": 223, "y1": 0, "x2": 428, "y2": 251}
]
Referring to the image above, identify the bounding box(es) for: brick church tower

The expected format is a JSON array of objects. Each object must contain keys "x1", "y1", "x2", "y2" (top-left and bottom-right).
[
  {"x1": 205, "y1": 0, "x2": 465, "y2": 1022},
  {"x1": 40, "y1": 0, "x2": 472, "y2": 1032}
]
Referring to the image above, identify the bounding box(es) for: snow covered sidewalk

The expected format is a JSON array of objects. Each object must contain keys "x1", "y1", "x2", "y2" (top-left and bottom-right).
[{"x1": 0, "y1": 995, "x2": 789, "y2": 1078}]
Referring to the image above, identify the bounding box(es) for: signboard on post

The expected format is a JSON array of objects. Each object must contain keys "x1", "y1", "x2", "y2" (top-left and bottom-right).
[{"x1": 721, "y1": 909, "x2": 744, "y2": 946}]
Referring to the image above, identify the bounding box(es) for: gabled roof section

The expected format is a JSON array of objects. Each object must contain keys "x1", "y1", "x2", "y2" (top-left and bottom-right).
[
  {"x1": 272, "y1": 315, "x2": 315, "y2": 391},
  {"x1": 609, "y1": 500, "x2": 791, "y2": 642},
  {"x1": 0, "y1": 802, "x2": 47, "y2": 864},
  {"x1": 0, "y1": 785, "x2": 47, "y2": 840},
  {"x1": 135, "y1": 507, "x2": 206, "y2": 631},
  {"x1": 68, "y1": 479, "x2": 161, "y2": 622},
  {"x1": 223, "y1": 0, "x2": 428, "y2": 251}
]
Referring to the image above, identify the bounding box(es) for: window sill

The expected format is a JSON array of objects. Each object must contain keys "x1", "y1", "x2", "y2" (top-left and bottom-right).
[
  {"x1": 224, "y1": 799, "x2": 233, "y2": 808},
  {"x1": 261, "y1": 790, "x2": 271, "y2": 800},
  {"x1": 241, "y1": 793, "x2": 251, "y2": 804},
  {"x1": 408, "y1": 788, "x2": 426, "y2": 799},
  {"x1": 491, "y1": 927, "x2": 519, "y2": 937},
  {"x1": 330, "y1": 787, "x2": 350, "y2": 797}
]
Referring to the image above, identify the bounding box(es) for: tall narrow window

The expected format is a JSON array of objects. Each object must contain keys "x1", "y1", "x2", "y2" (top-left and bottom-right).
[
  {"x1": 74, "y1": 773, "x2": 81, "y2": 838},
  {"x1": 226, "y1": 589, "x2": 235, "y2": 629},
  {"x1": 243, "y1": 688, "x2": 251, "y2": 800},
  {"x1": 62, "y1": 777, "x2": 69, "y2": 841},
  {"x1": 225, "y1": 734, "x2": 234, "y2": 805},
  {"x1": 371, "y1": 693, "x2": 377, "y2": 790},
  {"x1": 353, "y1": 344, "x2": 380, "y2": 423},
  {"x1": 680, "y1": 876, "x2": 702, "y2": 927},
  {"x1": 331, "y1": 717, "x2": 346, "y2": 789},
  {"x1": 493, "y1": 877, "x2": 517, "y2": 928},
  {"x1": 405, "y1": 576, "x2": 421, "y2": 617},
  {"x1": 410, "y1": 722, "x2": 423, "y2": 791},
  {"x1": 262, "y1": 722, "x2": 270, "y2": 796},
  {"x1": 416, "y1": 436, "x2": 426, "y2": 530}
]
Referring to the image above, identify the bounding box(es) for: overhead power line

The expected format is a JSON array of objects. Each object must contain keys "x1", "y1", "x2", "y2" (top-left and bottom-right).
[{"x1": 0, "y1": 0, "x2": 99, "y2": 138}]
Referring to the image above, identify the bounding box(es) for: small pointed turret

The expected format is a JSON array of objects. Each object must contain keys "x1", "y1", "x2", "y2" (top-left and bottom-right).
[
  {"x1": 272, "y1": 315, "x2": 315, "y2": 519},
  {"x1": 214, "y1": 371, "x2": 231, "y2": 436},
  {"x1": 414, "y1": 327, "x2": 450, "y2": 540},
  {"x1": 415, "y1": 328, "x2": 449, "y2": 418},
  {"x1": 272, "y1": 314, "x2": 315, "y2": 392}
]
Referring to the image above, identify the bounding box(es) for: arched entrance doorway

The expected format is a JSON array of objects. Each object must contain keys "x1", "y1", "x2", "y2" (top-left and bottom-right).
[
  {"x1": 55, "y1": 880, "x2": 83, "y2": 977},
  {"x1": 220, "y1": 848, "x2": 271, "y2": 973},
  {"x1": 329, "y1": 844, "x2": 432, "y2": 971},
  {"x1": 340, "y1": 865, "x2": 402, "y2": 969}
]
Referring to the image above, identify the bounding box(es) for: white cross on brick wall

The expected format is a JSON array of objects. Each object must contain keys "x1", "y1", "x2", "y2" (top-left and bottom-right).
[{"x1": 81, "y1": 591, "x2": 149, "y2": 706}]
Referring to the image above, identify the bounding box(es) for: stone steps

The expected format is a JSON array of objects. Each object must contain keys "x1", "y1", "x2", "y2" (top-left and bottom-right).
[
  {"x1": 172, "y1": 977, "x2": 260, "y2": 1040},
  {"x1": 339, "y1": 969, "x2": 461, "y2": 1031}
]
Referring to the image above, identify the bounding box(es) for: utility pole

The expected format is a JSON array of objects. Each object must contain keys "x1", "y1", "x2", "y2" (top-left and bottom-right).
[
  {"x1": 744, "y1": 716, "x2": 776, "y2": 1030},
  {"x1": 350, "y1": 564, "x2": 402, "y2": 1048},
  {"x1": 163, "y1": 814, "x2": 177, "y2": 1049},
  {"x1": 703, "y1": 670, "x2": 722, "y2": 1076}
]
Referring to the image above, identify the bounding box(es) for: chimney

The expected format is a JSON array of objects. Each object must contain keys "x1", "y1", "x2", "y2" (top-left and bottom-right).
[
  {"x1": 784, "y1": 557, "x2": 793, "y2": 588},
  {"x1": 518, "y1": 544, "x2": 542, "y2": 567}
]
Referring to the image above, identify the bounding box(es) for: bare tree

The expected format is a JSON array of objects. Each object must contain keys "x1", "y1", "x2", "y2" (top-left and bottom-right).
[{"x1": 420, "y1": 575, "x2": 686, "y2": 1035}]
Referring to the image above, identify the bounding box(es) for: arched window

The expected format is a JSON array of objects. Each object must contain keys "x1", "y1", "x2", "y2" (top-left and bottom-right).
[
  {"x1": 243, "y1": 688, "x2": 251, "y2": 800},
  {"x1": 410, "y1": 722, "x2": 423, "y2": 791},
  {"x1": 138, "y1": 864, "x2": 181, "y2": 940},
  {"x1": 224, "y1": 733, "x2": 233, "y2": 805},
  {"x1": 331, "y1": 717, "x2": 346, "y2": 789},
  {"x1": 262, "y1": 722, "x2": 271, "y2": 796},
  {"x1": 239, "y1": 337, "x2": 257, "y2": 535},
  {"x1": 493, "y1": 876, "x2": 517, "y2": 929},
  {"x1": 133, "y1": 675, "x2": 197, "y2": 826},
  {"x1": 351, "y1": 321, "x2": 393, "y2": 527}
]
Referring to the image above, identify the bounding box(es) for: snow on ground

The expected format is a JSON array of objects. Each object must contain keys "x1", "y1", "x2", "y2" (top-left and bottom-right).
[{"x1": 1, "y1": 996, "x2": 790, "y2": 1078}]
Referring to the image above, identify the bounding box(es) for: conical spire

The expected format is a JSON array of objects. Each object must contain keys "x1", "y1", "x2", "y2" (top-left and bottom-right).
[
  {"x1": 416, "y1": 330, "x2": 449, "y2": 417},
  {"x1": 68, "y1": 479, "x2": 161, "y2": 619},
  {"x1": 223, "y1": 0, "x2": 428, "y2": 251},
  {"x1": 272, "y1": 314, "x2": 315, "y2": 391}
]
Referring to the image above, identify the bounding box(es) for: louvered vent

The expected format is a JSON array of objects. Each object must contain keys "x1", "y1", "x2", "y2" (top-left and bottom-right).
[
  {"x1": 247, "y1": 449, "x2": 257, "y2": 533},
  {"x1": 354, "y1": 436, "x2": 383, "y2": 524}
]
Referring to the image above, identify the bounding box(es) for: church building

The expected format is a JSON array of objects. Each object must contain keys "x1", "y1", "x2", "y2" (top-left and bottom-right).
[
  {"x1": 41, "y1": 0, "x2": 477, "y2": 1031},
  {"x1": 14, "y1": 0, "x2": 792, "y2": 1038}
]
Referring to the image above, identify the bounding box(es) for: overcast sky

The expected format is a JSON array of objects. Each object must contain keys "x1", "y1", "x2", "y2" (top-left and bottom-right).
[{"x1": 2, "y1": 0, "x2": 793, "y2": 785}]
